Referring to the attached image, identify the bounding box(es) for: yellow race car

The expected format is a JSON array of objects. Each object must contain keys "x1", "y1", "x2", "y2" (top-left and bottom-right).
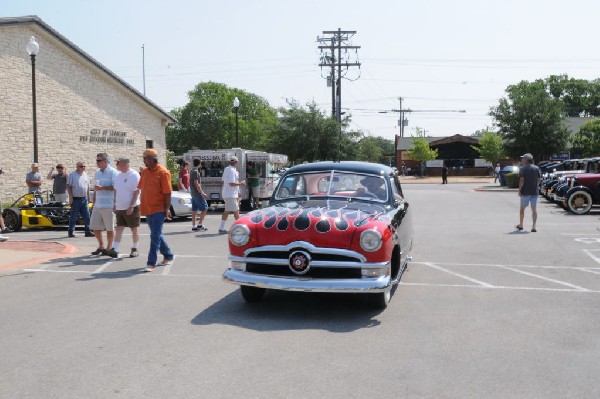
[{"x1": 2, "y1": 191, "x2": 92, "y2": 232}]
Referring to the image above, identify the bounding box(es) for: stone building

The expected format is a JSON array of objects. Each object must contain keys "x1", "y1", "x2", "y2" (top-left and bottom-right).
[{"x1": 0, "y1": 16, "x2": 175, "y2": 202}]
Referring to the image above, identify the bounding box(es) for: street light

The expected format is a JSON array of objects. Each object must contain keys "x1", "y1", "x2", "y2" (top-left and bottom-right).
[
  {"x1": 233, "y1": 97, "x2": 240, "y2": 147},
  {"x1": 26, "y1": 36, "x2": 40, "y2": 163}
]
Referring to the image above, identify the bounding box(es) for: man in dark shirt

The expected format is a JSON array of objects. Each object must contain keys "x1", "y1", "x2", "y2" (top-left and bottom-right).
[{"x1": 516, "y1": 153, "x2": 541, "y2": 232}]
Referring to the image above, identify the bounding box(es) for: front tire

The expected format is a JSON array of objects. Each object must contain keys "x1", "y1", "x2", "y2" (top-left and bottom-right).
[
  {"x1": 3, "y1": 208, "x2": 22, "y2": 232},
  {"x1": 567, "y1": 191, "x2": 593, "y2": 215},
  {"x1": 368, "y1": 288, "x2": 391, "y2": 309},
  {"x1": 240, "y1": 286, "x2": 266, "y2": 303}
]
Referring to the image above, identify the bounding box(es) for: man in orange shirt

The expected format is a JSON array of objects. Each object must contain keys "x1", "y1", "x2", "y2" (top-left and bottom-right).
[{"x1": 138, "y1": 149, "x2": 174, "y2": 272}]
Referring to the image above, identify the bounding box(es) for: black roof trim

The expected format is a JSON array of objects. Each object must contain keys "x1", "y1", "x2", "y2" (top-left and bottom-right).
[
  {"x1": 0, "y1": 16, "x2": 176, "y2": 123},
  {"x1": 286, "y1": 161, "x2": 396, "y2": 177}
]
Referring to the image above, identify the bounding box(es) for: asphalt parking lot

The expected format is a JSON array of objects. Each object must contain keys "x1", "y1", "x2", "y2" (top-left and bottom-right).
[{"x1": 0, "y1": 183, "x2": 599, "y2": 398}]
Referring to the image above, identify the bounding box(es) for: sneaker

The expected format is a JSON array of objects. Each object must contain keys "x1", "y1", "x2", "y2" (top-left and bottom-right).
[
  {"x1": 106, "y1": 248, "x2": 119, "y2": 258},
  {"x1": 129, "y1": 248, "x2": 139, "y2": 258},
  {"x1": 0, "y1": 234, "x2": 8, "y2": 242},
  {"x1": 144, "y1": 265, "x2": 155, "y2": 272},
  {"x1": 68, "y1": 232, "x2": 75, "y2": 238},
  {"x1": 192, "y1": 226, "x2": 199, "y2": 231},
  {"x1": 84, "y1": 231, "x2": 95, "y2": 237},
  {"x1": 160, "y1": 257, "x2": 174, "y2": 266},
  {"x1": 0, "y1": 228, "x2": 11, "y2": 234},
  {"x1": 218, "y1": 229, "x2": 228, "y2": 234},
  {"x1": 197, "y1": 225, "x2": 208, "y2": 231},
  {"x1": 91, "y1": 248, "x2": 107, "y2": 256}
]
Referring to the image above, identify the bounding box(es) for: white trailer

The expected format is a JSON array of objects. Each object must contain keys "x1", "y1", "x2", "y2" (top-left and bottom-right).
[{"x1": 182, "y1": 148, "x2": 288, "y2": 210}]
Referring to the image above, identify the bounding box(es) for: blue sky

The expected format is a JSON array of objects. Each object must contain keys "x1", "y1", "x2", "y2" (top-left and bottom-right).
[{"x1": 4, "y1": 0, "x2": 600, "y2": 141}]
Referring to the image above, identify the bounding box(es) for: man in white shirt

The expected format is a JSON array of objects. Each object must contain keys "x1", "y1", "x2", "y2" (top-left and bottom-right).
[
  {"x1": 218, "y1": 156, "x2": 245, "y2": 234},
  {"x1": 107, "y1": 157, "x2": 141, "y2": 258},
  {"x1": 91, "y1": 153, "x2": 118, "y2": 256}
]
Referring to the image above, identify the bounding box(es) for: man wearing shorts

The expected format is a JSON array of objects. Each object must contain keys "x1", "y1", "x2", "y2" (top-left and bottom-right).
[
  {"x1": 218, "y1": 156, "x2": 245, "y2": 234},
  {"x1": 91, "y1": 153, "x2": 118, "y2": 255},
  {"x1": 516, "y1": 153, "x2": 541, "y2": 232},
  {"x1": 107, "y1": 157, "x2": 140, "y2": 258},
  {"x1": 190, "y1": 158, "x2": 209, "y2": 232}
]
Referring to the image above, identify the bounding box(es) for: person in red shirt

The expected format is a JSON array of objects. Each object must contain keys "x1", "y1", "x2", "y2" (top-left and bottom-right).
[
  {"x1": 138, "y1": 148, "x2": 174, "y2": 272},
  {"x1": 178, "y1": 161, "x2": 190, "y2": 191}
]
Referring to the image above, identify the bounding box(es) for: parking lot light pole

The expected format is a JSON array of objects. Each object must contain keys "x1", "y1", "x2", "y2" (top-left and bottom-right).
[
  {"x1": 233, "y1": 97, "x2": 240, "y2": 147},
  {"x1": 26, "y1": 36, "x2": 40, "y2": 163}
]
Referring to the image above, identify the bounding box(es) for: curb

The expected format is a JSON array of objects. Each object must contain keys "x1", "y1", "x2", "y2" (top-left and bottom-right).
[{"x1": 0, "y1": 241, "x2": 78, "y2": 271}]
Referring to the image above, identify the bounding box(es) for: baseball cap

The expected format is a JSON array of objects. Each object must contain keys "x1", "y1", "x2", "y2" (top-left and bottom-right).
[
  {"x1": 143, "y1": 149, "x2": 158, "y2": 158},
  {"x1": 520, "y1": 153, "x2": 533, "y2": 161},
  {"x1": 230, "y1": 156, "x2": 239, "y2": 162}
]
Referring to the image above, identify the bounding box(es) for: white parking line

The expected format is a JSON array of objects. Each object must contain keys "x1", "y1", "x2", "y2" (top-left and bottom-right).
[
  {"x1": 400, "y1": 282, "x2": 600, "y2": 293},
  {"x1": 92, "y1": 260, "x2": 115, "y2": 274},
  {"x1": 495, "y1": 265, "x2": 589, "y2": 292},
  {"x1": 422, "y1": 262, "x2": 494, "y2": 287},
  {"x1": 583, "y1": 249, "x2": 600, "y2": 266}
]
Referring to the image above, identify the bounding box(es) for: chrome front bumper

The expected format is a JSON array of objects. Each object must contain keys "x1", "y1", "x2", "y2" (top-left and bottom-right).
[{"x1": 222, "y1": 268, "x2": 392, "y2": 293}]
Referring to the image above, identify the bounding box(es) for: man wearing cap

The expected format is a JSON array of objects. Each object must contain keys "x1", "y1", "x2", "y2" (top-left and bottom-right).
[
  {"x1": 138, "y1": 149, "x2": 174, "y2": 271},
  {"x1": 91, "y1": 153, "x2": 118, "y2": 256},
  {"x1": 516, "y1": 153, "x2": 541, "y2": 232},
  {"x1": 107, "y1": 157, "x2": 141, "y2": 259},
  {"x1": 219, "y1": 155, "x2": 245, "y2": 234},
  {"x1": 47, "y1": 164, "x2": 68, "y2": 203},
  {"x1": 26, "y1": 163, "x2": 42, "y2": 193},
  {"x1": 66, "y1": 161, "x2": 94, "y2": 237}
]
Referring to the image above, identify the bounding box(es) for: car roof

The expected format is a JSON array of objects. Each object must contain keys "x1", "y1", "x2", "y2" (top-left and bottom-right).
[{"x1": 285, "y1": 161, "x2": 396, "y2": 177}]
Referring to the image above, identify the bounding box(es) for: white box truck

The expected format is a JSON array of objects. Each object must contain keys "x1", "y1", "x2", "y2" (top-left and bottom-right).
[{"x1": 182, "y1": 148, "x2": 288, "y2": 210}]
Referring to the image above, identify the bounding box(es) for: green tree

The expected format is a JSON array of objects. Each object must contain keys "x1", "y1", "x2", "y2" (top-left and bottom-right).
[
  {"x1": 471, "y1": 131, "x2": 504, "y2": 163},
  {"x1": 356, "y1": 136, "x2": 384, "y2": 163},
  {"x1": 270, "y1": 100, "x2": 346, "y2": 163},
  {"x1": 489, "y1": 79, "x2": 569, "y2": 159},
  {"x1": 167, "y1": 82, "x2": 278, "y2": 154},
  {"x1": 571, "y1": 119, "x2": 600, "y2": 157},
  {"x1": 407, "y1": 128, "x2": 438, "y2": 176},
  {"x1": 545, "y1": 74, "x2": 600, "y2": 117}
]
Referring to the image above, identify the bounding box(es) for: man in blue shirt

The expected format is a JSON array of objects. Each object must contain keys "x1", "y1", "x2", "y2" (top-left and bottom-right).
[
  {"x1": 66, "y1": 161, "x2": 94, "y2": 238},
  {"x1": 516, "y1": 153, "x2": 541, "y2": 232},
  {"x1": 91, "y1": 153, "x2": 118, "y2": 255},
  {"x1": 26, "y1": 163, "x2": 42, "y2": 193}
]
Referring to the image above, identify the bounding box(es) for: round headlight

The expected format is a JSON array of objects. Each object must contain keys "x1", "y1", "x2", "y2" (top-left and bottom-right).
[
  {"x1": 360, "y1": 229, "x2": 382, "y2": 252},
  {"x1": 229, "y1": 224, "x2": 250, "y2": 246}
]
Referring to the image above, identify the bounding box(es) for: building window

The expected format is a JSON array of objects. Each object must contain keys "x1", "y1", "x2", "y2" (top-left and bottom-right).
[{"x1": 146, "y1": 140, "x2": 153, "y2": 149}]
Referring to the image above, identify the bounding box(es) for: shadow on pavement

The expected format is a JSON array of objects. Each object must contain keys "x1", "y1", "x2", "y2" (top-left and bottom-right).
[{"x1": 191, "y1": 289, "x2": 384, "y2": 333}]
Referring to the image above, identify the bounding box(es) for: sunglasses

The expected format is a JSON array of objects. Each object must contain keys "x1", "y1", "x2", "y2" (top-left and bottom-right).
[
  {"x1": 77, "y1": 165, "x2": 86, "y2": 168},
  {"x1": 96, "y1": 159, "x2": 105, "y2": 162}
]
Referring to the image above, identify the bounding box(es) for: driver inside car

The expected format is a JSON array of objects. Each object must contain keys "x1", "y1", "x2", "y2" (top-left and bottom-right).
[{"x1": 357, "y1": 176, "x2": 387, "y2": 200}]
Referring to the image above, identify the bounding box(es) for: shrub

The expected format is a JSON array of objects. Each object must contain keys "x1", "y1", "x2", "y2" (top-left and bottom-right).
[{"x1": 505, "y1": 172, "x2": 520, "y2": 188}]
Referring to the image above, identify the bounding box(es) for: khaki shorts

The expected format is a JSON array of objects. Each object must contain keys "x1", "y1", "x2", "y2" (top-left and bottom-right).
[
  {"x1": 224, "y1": 197, "x2": 239, "y2": 212},
  {"x1": 115, "y1": 206, "x2": 141, "y2": 228},
  {"x1": 91, "y1": 208, "x2": 115, "y2": 231}
]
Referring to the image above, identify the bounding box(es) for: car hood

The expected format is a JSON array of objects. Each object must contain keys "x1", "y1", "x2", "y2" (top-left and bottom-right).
[{"x1": 240, "y1": 203, "x2": 388, "y2": 249}]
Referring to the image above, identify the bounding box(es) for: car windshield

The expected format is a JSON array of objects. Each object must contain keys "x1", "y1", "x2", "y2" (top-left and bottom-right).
[{"x1": 273, "y1": 171, "x2": 388, "y2": 203}]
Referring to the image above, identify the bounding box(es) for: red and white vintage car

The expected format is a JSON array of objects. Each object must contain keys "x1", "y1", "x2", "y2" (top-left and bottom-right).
[{"x1": 223, "y1": 161, "x2": 414, "y2": 309}]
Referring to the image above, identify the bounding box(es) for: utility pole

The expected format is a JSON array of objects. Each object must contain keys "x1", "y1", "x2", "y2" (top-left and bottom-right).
[
  {"x1": 317, "y1": 29, "x2": 361, "y2": 123},
  {"x1": 317, "y1": 29, "x2": 361, "y2": 161},
  {"x1": 141, "y1": 44, "x2": 146, "y2": 96},
  {"x1": 381, "y1": 99, "x2": 466, "y2": 137}
]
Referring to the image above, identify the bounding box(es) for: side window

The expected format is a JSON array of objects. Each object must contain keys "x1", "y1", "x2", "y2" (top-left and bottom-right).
[{"x1": 393, "y1": 176, "x2": 404, "y2": 200}]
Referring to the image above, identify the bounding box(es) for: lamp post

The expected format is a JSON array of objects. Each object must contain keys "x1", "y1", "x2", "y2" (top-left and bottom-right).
[
  {"x1": 233, "y1": 97, "x2": 240, "y2": 147},
  {"x1": 26, "y1": 36, "x2": 40, "y2": 163}
]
